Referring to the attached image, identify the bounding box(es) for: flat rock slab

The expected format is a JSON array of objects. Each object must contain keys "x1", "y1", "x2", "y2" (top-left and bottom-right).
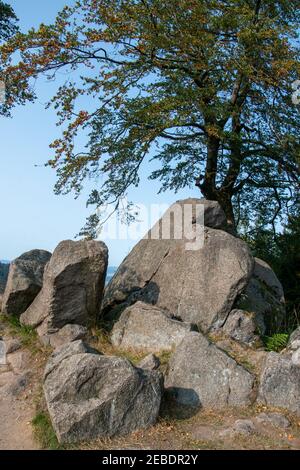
[{"x1": 111, "y1": 301, "x2": 196, "y2": 352}]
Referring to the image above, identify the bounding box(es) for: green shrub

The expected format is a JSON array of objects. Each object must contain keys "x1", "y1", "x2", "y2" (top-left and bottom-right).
[{"x1": 263, "y1": 333, "x2": 289, "y2": 352}]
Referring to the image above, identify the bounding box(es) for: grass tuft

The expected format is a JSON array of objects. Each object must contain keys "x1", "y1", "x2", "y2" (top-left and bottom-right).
[
  {"x1": 0, "y1": 314, "x2": 38, "y2": 350},
  {"x1": 32, "y1": 412, "x2": 60, "y2": 450}
]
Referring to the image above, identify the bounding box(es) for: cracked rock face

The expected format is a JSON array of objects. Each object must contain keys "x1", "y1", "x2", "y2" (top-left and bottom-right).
[
  {"x1": 20, "y1": 240, "x2": 108, "y2": 332},
  {"x1": 43, "y1": 341, "x2": 163, "y2": 443},
  {"x1": 165, "y1": 332, "x2": 255, "y2": 409},
  {"x1": 102, "y1": 199, "x2": 254, "y2": 333},
  {"x1": 111, "y1": 301, "x2": 196, "y2": 352}
]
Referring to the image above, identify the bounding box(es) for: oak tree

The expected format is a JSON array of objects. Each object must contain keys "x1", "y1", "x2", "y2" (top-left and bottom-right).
[{"x1": 1, "y1": 0, "x2": 299, "y2": 232}]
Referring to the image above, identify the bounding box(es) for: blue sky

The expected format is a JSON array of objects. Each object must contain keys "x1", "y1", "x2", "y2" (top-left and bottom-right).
[{"x1": 0, "y1": 0, "x2": 198, "y2": 265}]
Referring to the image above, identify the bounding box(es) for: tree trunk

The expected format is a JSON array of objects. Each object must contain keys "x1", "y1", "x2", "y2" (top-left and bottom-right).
[
  {"x1": 200, "y1": 136, "x2": 220, "y2": 200},
  {"x1": 216, "y1": 191, "x2": 236, "y2": 233},
  {"x1": 199, "y1": 136, "x2": 237, "y2": 232}
]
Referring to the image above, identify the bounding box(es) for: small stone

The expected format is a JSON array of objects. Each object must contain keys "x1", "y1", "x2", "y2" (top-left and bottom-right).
[
  {"x1": 233, "y1": 419, "x2": 256, "y2": 435},
  {"x1": 5, "y1": 338, "x2": 22, "y2": 354},
  {"x1": 7, "y1": 351, "x2": 30, "y2": 374},
  {"x1": 48, "y1": 324, "x2": 88, "y2": 349},
  {"x1": 256, "y1": 412, "x2": 290, "y2": 429},
  {"x1": 5, "y1": 372, "x2": 31, "y2": 397},
  {"x1": 220, "y1": 419, "x2": 255, "y2": 438},
  {"x1": 137, "y1": 354, "x2": 160, "y2": 371}
]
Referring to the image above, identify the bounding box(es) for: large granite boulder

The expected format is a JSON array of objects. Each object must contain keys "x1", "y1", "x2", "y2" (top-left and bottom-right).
[
  {"x1": 235, "y1": 258, "x2": 285, "y2": 335},
  {"x1": 1, "y1": 250, "x2": 51, "y2": 316},
  {"x1": 165, "y1": 332, "x2": 255, "y2": 408},
  {"x1": 258, "y1": 352, "x2": 300, "y2": 415},
  {"x1": 111, "y1": 301, "x2": 196, "y2": 352},
  {"x1": 102, "y1": 199, "x2": 254, "y2": 333},
  {"x1": 20, "y1": 240, "x2": 108, "y2": 332},
  {"x1": 44, "y1": 341, "x2": 163, "y2": 443}
]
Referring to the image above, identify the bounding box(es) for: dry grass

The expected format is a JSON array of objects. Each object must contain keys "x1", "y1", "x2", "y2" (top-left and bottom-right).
[{"x1": 90, "y1": 326, "x2": 173, "y2": 367}]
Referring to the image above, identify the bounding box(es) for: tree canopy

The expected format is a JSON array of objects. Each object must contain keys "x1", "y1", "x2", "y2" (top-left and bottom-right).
[
  {"x1": 0, "y1": 0, "x2": 299, "y2": 233},
  {"x1": 0, "y1": 1, "x2": 18, "y2": 43}
]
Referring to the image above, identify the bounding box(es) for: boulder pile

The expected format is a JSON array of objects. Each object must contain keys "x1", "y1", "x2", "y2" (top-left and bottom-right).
[{"x1": 1, "y1": 198, "x2": 298, "y2": 445}]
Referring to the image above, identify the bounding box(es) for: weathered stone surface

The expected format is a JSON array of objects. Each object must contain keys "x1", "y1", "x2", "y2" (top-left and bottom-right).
[
  {"x1": 103, "y1": 201, "x2": 254, "y2": 333},
  {"x1": 236, "y1": 258, "x2": 285, "y2": 335},
  {"x1": 5, "y1": 338, "x2": 22, "y2": 354},
  {"x1": 44, "y1": 341, "x2": 163, "y2": 443},
  {"x1": 7, "y1": 351, "x2": 30, "y2": 374},
  {"x1": 1, "y1": 250, "x2": 51, "y2": 316},
  {"x1": 111, "y1": 301, "x2": 195, "y2": 352},
  {"x1": 44, "y1": 340, "x2": 97, "y2": 378},
  {"x1": 20, "y1": 240, "x2": 108, "y2": 332},
  {"x1": 137, "y1": 354, "x2": 160, "y2": 371},
  {"x1": 46, "y1": 324, "x2": 88, "y2": 350},
  {"x1": 0, "y1": 262, "x2": 9, "y2": 295},
  {"x1": 221, "y1": 309, "x2": 259, "y2": 345},
  {"x1": 165, "y1": 332, "x2": 255, "y2": 409},
  {"x1": 292, "y1": 348, "x2": 300, "y2": 367},
  {"x1": 255, "y1": 412, "x2": 290, "y2": 429},
  {"x1": 220, "y1": 419, "x2": 255, "y2": 438},
  {"x1": 174, "y1": 198, "x2": 228, "y2": 230},
  {"x1": 287, "y1": 327, "x2": 300, "y2": 351},
  {"x1": 253, "y1": 258, "x2": 284, "y2": 301},
  {"x1": 258, "y1": 352, "x2": 300, "y2": 415}
]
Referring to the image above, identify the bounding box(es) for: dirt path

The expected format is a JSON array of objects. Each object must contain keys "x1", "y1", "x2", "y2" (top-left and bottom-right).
[
  {"x1": 0, "y1": 338, "x2": 39, "y2": 450},
  {"x1": 0, "y1": 383, "x2": 38, "y2": 450}
]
